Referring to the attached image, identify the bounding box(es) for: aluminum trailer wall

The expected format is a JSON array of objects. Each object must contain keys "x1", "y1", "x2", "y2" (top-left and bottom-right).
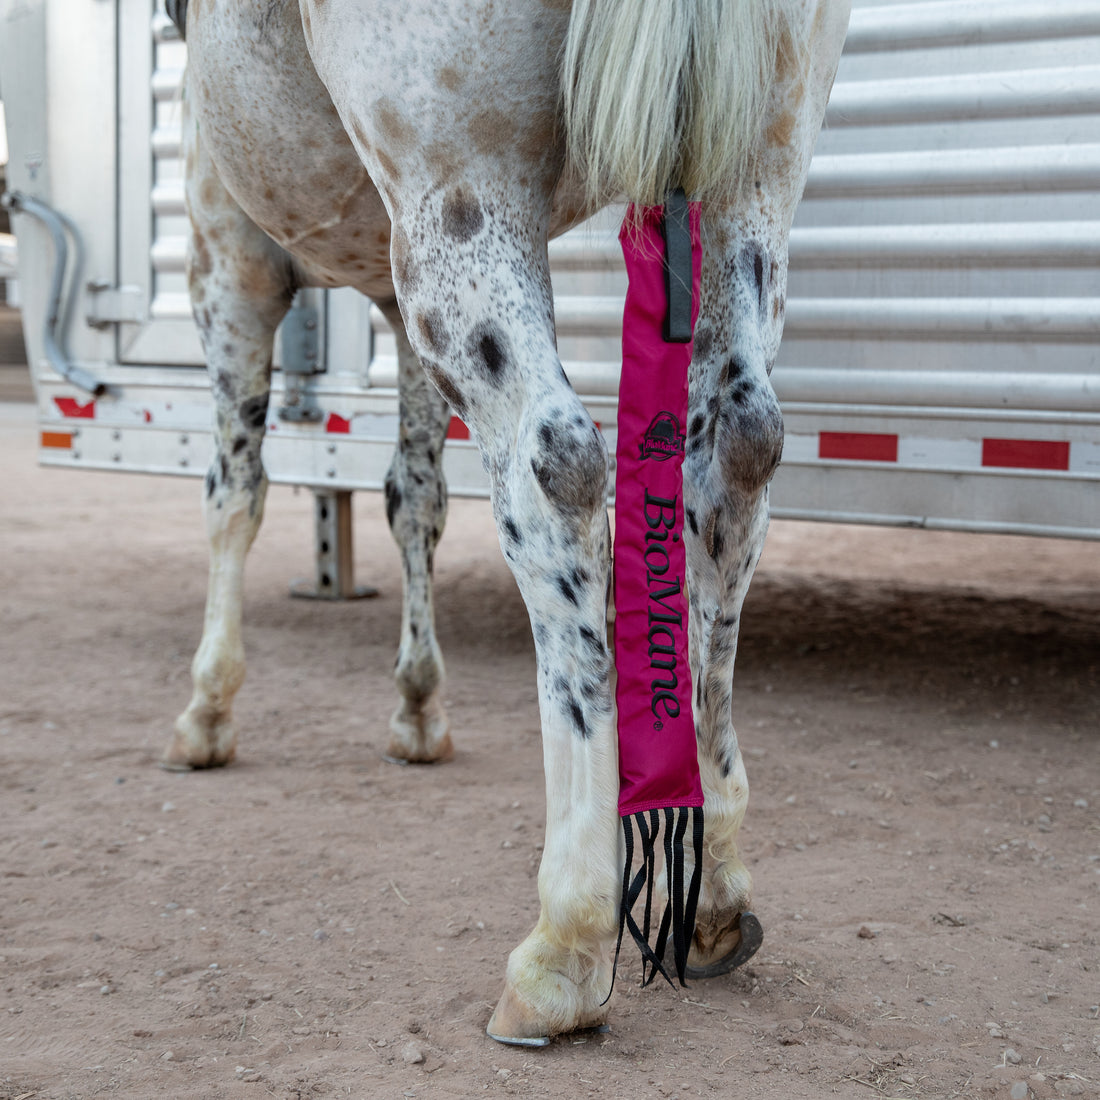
[{"x1": 2, "y1": 0, "x2": 1098, "y2": 538}]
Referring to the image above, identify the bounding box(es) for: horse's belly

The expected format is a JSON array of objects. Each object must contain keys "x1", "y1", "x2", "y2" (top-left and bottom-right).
[{"x1": 186, "y1": 0, "x2": 395, "y2": 297}]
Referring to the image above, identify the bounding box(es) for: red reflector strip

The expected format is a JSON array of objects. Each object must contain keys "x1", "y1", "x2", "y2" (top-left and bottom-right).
[
  {"x1": 446, "y1": 417, "x2": 470, "y2": 440},
  {"x1": 982, "y1": 438, "x2": 1070, "y2": 471},
  {"x1": 41, "y1": 430, "x2": 73, "y2": 449},
  {"x1": 54, "y1": 396, "x2": 96, "y2": 419},
  {"x1": 819, "y1": 431, "x2": 898, "y2": 463},
  {"x1": 325, "y1": 412, "x2": 351, "y2": 434}
]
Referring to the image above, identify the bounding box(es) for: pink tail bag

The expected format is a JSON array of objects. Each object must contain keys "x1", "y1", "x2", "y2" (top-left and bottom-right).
[{"x1": 612, "y1": 192, "x2": 704, "y2": 987}]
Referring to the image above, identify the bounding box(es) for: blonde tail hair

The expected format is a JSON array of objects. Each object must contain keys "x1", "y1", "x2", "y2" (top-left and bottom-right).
[{"x1": 562, "y1": 0, "x2": 797, "y2": 207}]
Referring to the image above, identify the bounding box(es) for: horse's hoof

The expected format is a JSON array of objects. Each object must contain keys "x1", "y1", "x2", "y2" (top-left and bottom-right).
[
  {"x1": 159, "y1": 742, "x2": 236, "y2": 771},
  {"x1": 386, "y1": 702, "x2": 453, "y2": 763},
  {"x1": 486, "y1": 981, "x2": 552, "y2": 1047},
  {"x1": 158, "y1": 756, "x2": 196, "y2": 773},
  {"x1": 685, "y1": 911, "x2": 763, "y2": 980},
  {"x1": 162, "y1": 711, "x2": 237, "y2": 770},
  {"x1": 383, "y1": 731, "x2": 454, "y2": 764},
  {"x1": 158, "y1": 751, "x2": 235, "y2": 771},
  {"x1": 487, "y1": 943, "x2": 612, "y2": 1046}
]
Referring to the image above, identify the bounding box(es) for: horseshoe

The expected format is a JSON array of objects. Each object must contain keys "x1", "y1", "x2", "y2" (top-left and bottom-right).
[{"x1": 683, "y1": 911, "x2": 764, "y2": 982}]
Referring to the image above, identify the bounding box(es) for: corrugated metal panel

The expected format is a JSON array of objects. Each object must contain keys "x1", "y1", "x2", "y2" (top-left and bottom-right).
[
  {"x1": 841, "y1": 0, "x2": 1100, "y2": 52},
  {"x1": 824, "y1": 66, "x2": 1100, "y2": 124},
  {"x1": 772, "y1": 0, "x2": 1100, "y2": 533},
  {"x1": 146, "y1": 14, "x2": 189, "y2": 327},
  {"x1": 780, "y1": 0, "x2": 1100, "y2": 391},
  {"x1": 112, "y1": 5, "x2": 205, "y2": 366}
]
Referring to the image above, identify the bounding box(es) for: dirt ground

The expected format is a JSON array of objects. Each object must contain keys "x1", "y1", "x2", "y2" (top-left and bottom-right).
[{"x1": 1, "y1": 385, "x2": 1098, "y2": 1100}]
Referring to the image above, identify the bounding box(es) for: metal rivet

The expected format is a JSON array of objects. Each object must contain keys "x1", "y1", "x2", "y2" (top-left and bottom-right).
[
  {"x1": 112, "y1": 430, "x2": 121, "y2": 441},
  {"x1": 326, "y1": 468, "x2": 336, "y2": 478},
  {"x1": 326, "y1": 444, "x2": 336, "y2": 454},
  {"x1": 112, "y1": 453, "x2": 122, "y2": 463},
  {"x1": 179, "y1": 458, "x2": 189, "y2": 468},
  {"x1": 180, "y1": 433, "x2": 189, "y2": 445}
]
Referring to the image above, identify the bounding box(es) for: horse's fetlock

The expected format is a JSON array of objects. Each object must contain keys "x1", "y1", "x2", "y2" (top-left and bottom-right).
[
  {"x1": 542, "y1": 892, "x2": 619, "y2": 948},
  {"x1": 395, "y1": 643, "x2": 444, "y2": 704}
]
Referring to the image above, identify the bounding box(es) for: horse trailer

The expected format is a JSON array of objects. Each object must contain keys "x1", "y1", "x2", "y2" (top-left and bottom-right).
[{"x1": 1, "y1": 0, "x2": 1098, "y2": 596}]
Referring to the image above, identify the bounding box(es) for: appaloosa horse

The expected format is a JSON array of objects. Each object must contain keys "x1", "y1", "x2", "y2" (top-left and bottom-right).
[{"x1": 164, "y1": 0, "x2": 850, "y2": 1045}]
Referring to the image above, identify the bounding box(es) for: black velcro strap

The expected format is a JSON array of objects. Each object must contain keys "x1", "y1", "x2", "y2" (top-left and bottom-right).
[{"x1": 662, "y1": 188, "x2": 693, "y2": 344}]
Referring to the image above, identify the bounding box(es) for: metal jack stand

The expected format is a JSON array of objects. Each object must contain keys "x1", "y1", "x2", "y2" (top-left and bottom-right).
[
  {"x1": 275, "y1": 288, "x2": 377, "y2": 601},
  {"x1": 290, "y1": 489, "x2": 379, "y2": 601}
]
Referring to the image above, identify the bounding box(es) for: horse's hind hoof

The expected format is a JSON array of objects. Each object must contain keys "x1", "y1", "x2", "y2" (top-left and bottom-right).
[
  {"x1": 161, "y1": 710, "x2": 237, "y2": 770},
  {"x1": 159, "y1": 746, "x2": 235, "y2": 772},
  {"x1": 383, "y1": 731, "x2": 454, "y2": 764},
  {"x1": 486, "y1": 981, "x2": 552, "y2": 1047},
  {"x1": 159, "y1": 756, "x2": 197, "y2": 773},
  {"x1": 386, "y1": 699, "x2": 454, "y2": 763},
  {"x1": 685, "y1": 911, "x2": 763, "y2": 981},
  {"x1": 486, "y1": 947, "x2": 611, "y2": 1047}
]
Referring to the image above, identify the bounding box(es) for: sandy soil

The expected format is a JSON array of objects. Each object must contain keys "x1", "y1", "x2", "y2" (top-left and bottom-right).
[{"x1": 1, "y1": 396, "x2": 1097, "y2": 1100}]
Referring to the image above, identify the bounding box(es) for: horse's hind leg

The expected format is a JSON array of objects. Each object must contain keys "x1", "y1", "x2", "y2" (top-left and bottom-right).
[
  {"x1": 379, "y1": 301, "x2": 453, "y2": 763},
  {"x1": 681, "y1": 295, "x2": 777, "y2": 969},
  {"x1": 163, "y1": 112, "x2": 296, "y2": 770},
  {"x1": 681, "y1": 0, "x2": 848, "y2": 968},
  {"x1": 678, "y1": 222, "x2": 787, "y2": 971},
  {"x1": 382, "y1": 204, "x2": 620, "y2": 1043}
]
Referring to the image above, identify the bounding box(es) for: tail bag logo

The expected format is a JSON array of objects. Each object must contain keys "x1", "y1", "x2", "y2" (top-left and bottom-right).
[{"x1": 639, "y1": 412, "x2": 685, "y2": 461}]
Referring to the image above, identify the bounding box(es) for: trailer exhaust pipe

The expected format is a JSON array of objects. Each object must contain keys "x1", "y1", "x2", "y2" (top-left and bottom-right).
[{"x1": 1, "y1": 191, "x2": 106, "y2": 397}]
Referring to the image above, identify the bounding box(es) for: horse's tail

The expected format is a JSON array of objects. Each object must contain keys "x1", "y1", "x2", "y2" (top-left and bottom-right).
[{"x1": 561, "y1": 0, "x2": 797, "y2": 207}]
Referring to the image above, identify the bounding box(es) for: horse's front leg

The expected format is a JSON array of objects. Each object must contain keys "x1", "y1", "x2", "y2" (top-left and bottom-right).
[
  {"x1": 390, "y1": 209, "x2": 620, "y2": 1043},
  {"x1": 163, "y1": 107, "x2": 296, "y2": 769},
  {"x1": 379, "y1": 300, "x2": 453, "y2": 762}
]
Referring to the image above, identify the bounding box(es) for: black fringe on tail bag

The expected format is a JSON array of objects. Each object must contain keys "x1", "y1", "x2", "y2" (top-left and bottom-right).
[{"x1": 612, "y1": 806, "x2": 705, "y2": 988}]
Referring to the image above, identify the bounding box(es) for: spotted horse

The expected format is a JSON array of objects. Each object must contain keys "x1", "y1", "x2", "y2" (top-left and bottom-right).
[{"x1": 164, "y1": 0, "x2": 851, "y2": 1046}]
